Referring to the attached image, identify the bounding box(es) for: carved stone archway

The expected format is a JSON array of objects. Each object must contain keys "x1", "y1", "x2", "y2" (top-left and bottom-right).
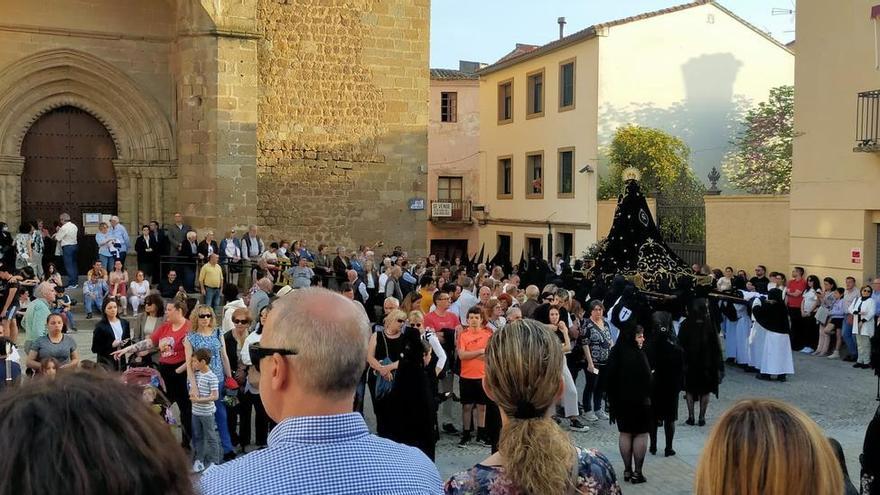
[{"x1": 0, "y1": 48, "x2": 177, "y2": 228}]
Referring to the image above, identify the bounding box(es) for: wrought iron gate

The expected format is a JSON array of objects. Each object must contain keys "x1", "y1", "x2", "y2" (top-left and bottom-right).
[{"x1": 656, "y1": 202, "x2": 706, "y2": 267}]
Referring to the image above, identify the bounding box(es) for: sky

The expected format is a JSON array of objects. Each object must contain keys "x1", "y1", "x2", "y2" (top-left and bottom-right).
[{"x1": 429, "y1": 0, "x2": 796, "y2": 69}]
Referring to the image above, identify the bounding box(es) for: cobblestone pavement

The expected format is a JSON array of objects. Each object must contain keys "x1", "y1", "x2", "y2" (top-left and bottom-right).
[{"x1": 65, "y1": 310, "x2": 877, "y2": 494}]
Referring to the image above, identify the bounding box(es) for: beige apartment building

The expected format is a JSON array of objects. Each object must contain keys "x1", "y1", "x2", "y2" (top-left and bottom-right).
[
  {"x1": 427, "y1": 64, "x2": 481, "y2": 260},
  {"x1": 790, "y1": 0, "x2": 880, "y2": 282},
  {"x1": 476, "y1": 0, "x2": 793, "y2": 263}
]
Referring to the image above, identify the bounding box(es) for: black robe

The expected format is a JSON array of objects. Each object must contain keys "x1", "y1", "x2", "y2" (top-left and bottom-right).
[{"x1": 678, "y1": 299, "x2": 723, "y2": 397}]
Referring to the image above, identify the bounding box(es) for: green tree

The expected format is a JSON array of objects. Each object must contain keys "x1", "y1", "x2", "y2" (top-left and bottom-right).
[
  {"x1": 722, "y1": 85, "x2": 794, "y2": 194},
  {"x1": 598, "y1": 125, "x2": 702, "y2": 203}
]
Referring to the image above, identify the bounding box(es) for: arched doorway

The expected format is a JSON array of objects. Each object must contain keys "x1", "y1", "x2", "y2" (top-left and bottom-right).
[{"x1": 20, "y1": 106, "x2": 118, "y2": 275}]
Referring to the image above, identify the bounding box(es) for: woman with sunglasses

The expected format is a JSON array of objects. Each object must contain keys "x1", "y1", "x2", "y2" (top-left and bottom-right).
[
  {"x1": 224, "y1": 307, "x2": 251, "y2": 449},
  {"x1": 849, "y1": 285, "x2": 876, "y2": 369},
  {"x1": 113, "y1": 299, "x2": 194, "y2": 449},
  {"x1": 129, "y1": 293, "x2": 165, "y2": 367},
  {"x1": 183, "y1": 304, "x2": 236, "y2": 461},
  {"x1": 239, "y1": 305, "x2": 274, "y2": 449},
  {"x1": 367, "y1": 309, "x2": 411, "y2": 440},
  {"x1": 381, "y1": 309, "x2": 442, "y2": 460}
]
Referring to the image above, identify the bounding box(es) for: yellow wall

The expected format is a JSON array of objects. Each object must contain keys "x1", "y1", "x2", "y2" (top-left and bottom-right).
[
  {"x1": 791, "y1": 0, "x2": 880, "y2": 283},
  {"x1": 478, "y1": 40, "x2": 599, "y2": 260},
  {"x1": 597, "y1": 3, "x2": 794, "y2": 185},
  {"x1": 705, "y1": 195, "x2": 790, "y2": 275},
  {"x1": 596, "y1": 197, "x2": 656, "y2": 240}
]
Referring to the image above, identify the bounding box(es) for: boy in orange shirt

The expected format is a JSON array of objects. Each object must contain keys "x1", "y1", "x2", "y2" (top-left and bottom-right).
[{"x1": 457, "y1": 305, "x2": 493, "y2": 446}]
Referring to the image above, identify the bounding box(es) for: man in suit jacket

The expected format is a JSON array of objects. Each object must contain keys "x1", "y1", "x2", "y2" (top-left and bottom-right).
[{"x1": 165, "y1": 212, "x2": 191, "y2": 256}]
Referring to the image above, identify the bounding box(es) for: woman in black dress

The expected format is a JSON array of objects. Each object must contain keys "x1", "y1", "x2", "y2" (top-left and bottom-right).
[
  {"x1": 648, "y1": 311, "x2": 685, "y2": 457},
  {"x1": 606, "y1": 324, "x2": 652, "y2": 484},
  {"x1": 678, "y1": 298, "x2": 724, "y2": 426}
]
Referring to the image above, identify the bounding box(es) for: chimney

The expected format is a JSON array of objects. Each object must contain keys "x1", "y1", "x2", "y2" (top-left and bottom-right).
[{"x1": 558, "y1": 17, "x2": 566, "y2": 39}]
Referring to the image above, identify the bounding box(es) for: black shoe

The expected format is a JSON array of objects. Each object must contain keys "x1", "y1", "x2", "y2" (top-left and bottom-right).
[
  {"x1": 685, "y1": 418, "x2": 695, "y2": 426},
  {"x1": 476, "y1": 432, "x2": 492, "y2": 447},
  {"x1": 665, "y1": 448, "x2": 676, "y2": 457},
  {"x1": 853, "y1": 363, "x2": 865, "y2": 368},
  {"x1": 649, "y1": 445, "x2": 657, "y2": 455},
  {"x1": 698, "y1": 418, "x2": 706, "y2": 427},
  {"x1": 222, "y1": 451, "x2": 237, "y2": 462},
  {"x1": 631, "y1": 472, "x2": 647, "y2": 484},
  {"x1": 86, "y1": 313, "x2": 93, "y2": 319},
  {"x1": 745, "y1": 366, "x2": 759, "y2": 373},
  {"x1": 844, "y1": 356, "x2": 857, "y2": 362},
  {"x1": 756, "y1": 373, "x2": 772, "y2": 381},
  {"x1": 458, "y1": 431, "x2": 472, "y2": 447},
  {"x1": 442, "y1": 423, "x2": 459, "y2": 434},
  {"x1": 623, "y1": 471, "x2": 632, "y2": 482},
  {"x1": 725, "y1": 357, "x2": 736, "y2": 365},
  {"x1": 777, "y1": 375, "x2": 787, "y2": 382}
]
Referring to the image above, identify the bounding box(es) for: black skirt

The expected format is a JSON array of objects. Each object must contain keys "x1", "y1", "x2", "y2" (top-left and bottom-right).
[{"x1": 616, "y1": 404, "x2": 652, "y2": 434}]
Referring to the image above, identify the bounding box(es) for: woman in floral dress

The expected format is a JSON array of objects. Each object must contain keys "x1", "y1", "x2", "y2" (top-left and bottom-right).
[{"x1": 445, "y1": 319, "x2": 620, "y2": 495}]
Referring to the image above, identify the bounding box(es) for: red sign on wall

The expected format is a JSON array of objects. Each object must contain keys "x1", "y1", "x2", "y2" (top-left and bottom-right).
[{"x1": 852, "y1": 248, "x2": 862, "y2": 264}]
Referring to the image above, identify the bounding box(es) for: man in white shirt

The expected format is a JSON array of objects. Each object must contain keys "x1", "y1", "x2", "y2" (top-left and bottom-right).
[
  {"x1": 456, "y1": 276, "x2": 479, "y2": 326},
  {"x1": 108, "y1": 216, "x2": 131, "y2": 266},
  {"x1": 54, "y1": 213, "x2": 79, "y2": 288}
]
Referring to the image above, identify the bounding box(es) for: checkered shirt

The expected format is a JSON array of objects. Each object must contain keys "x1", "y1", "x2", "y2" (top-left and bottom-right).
[{"x1": 198, "y1": 413, "x2": 443, "y2": 495}]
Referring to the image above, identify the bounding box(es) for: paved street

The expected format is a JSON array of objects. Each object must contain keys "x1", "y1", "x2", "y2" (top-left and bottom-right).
[{"x1": 64, "y1": 310, "x2": 876, "y2": 494}]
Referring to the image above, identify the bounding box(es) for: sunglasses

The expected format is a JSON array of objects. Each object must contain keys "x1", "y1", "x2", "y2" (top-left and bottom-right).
[
  {"x1": 233, "y1": 319, "x2": 250, "y2": 325},
  {"x1": 198, "y1": 314, "x2": 212, "y2": 319},
  {"x1": 396, "y1": 319, "x2": 406, "y2": 324},
  {"x1": 412, "y1": 322, "x2": 423, "y2": 327},
  {"x1": 248, "y1": 343, "x2": 298, "y2": 372}
]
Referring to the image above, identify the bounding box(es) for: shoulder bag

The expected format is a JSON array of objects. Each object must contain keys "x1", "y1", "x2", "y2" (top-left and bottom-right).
[{"x1": 373, "y1": 332, "x2": 395, "y2": 400}]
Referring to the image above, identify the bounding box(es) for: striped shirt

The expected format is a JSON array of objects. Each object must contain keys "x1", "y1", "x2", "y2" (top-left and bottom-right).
[
  {"x1": 199, "y1": 413, "x2": 443, "y2": 495},
  {"x1": 192, "y1": 369, "x2": 218, "y2": 416}
]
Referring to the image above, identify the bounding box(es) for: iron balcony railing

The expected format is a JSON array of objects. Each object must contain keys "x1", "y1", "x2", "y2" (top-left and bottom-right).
[
  {"x1": 429, "y1": 199, "x2": 472, "y2": 223},
  {"x1": 855, "y1": 90, "x2": 880, "y2": 151}
]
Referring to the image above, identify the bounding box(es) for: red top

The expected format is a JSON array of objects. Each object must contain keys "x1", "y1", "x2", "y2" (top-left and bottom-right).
[
  {"x1": 150, "y1": 319, "x2": 192, "y2": 365},
  {"x1": 786, "y1": 278, "x2": 808, "y2": 308},
  {"x1": 424, "y1": 310, "x2": 460, "y2": 332}
]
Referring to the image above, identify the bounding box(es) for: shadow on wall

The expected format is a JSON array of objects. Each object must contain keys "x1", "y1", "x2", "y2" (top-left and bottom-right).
[{"x1": 598, "y1": 52, "x2": 748, "y2": 187}]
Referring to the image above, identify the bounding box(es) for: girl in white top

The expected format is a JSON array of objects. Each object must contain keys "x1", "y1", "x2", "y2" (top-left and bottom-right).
[{"x1": 129, "y1": 270, "x2": 150, "y2": 314}]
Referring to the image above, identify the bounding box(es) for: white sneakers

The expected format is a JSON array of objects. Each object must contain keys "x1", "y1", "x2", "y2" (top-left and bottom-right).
[
  {"x1": 583, "y1": 411, "x2": 599, "y2": 422},
  {"x1": 192, "y1": 460, "x2": 205, "y2": 473},
  {"x1": 596, "y1": 410, "x2": 610, "y2": 420}
]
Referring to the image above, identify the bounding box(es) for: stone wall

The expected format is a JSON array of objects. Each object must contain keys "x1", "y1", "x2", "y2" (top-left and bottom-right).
[{"x1": 256, "y1": 0, "x2": 429, "y2": 254}]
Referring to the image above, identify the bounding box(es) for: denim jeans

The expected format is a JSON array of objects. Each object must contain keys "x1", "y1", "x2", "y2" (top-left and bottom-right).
[
  {"x1": 191, "y1": 414, "x2": 221, "y2": 465},
  {"x1": 61, "y1": 245, "x2": 78, "y2": 287},
  {"x1": 84, "y1": 295, "x2": 103, "y2": 315},
  {"x1": 204, "y1": 287, "x2": 221, "y2": 309},
  {"x1": 842, "y1": 318, "x2": 858, "y2": 359},
  {"x1": 100, "y1": 254, "x2": 115, "y2": 273}
]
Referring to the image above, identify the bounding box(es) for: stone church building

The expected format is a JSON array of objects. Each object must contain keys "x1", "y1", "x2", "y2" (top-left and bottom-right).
[{"x1": 0, "y1": 0, "x2": 429, "y2": 255}]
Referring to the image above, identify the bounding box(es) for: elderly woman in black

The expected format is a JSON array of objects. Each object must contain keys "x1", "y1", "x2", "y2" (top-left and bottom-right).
[{"x1": 606, "y1": 324, "x2": 652, "y2": 484}]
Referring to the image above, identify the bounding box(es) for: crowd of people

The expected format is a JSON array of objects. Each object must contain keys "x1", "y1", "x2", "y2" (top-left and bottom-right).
[{"x1": 0, "y1": 212, "x2": 878, "y2": 494}]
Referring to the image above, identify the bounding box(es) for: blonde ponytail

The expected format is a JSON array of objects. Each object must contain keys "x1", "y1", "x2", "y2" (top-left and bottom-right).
[{"x1": 485, "y1": 319, "x2": 576, "y2": 495}]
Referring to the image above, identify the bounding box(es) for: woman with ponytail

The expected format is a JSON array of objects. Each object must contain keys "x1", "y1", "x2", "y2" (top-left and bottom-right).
[{"x1": 445, "y1": 319, "x2": 619, "y2": 494}]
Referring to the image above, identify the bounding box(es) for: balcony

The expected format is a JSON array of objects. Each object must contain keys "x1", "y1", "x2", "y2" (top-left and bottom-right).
[
  {"x1": 855, "y1": 90, "x2": 880, "y2": 152},
  {"x1": 429, "y1": 199, "x2": 472, "y2": 224}
]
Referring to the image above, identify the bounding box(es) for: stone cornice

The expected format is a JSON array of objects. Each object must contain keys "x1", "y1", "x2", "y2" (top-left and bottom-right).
[{"x1": 112, "y1": 160, "x2": 178, "y2": 179}]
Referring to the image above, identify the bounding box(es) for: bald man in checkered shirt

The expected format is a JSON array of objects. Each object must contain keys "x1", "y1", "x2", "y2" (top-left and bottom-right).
[{"x1": 200, "y1": 288, "x2": 442, "y2": 495}]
